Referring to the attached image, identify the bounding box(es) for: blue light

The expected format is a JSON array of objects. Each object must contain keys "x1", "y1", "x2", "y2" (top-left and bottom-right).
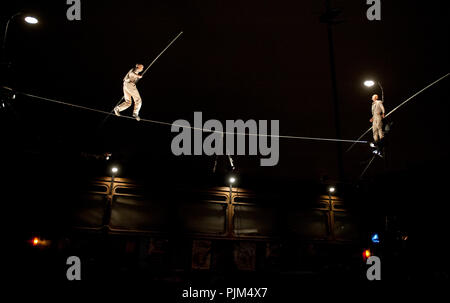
[{"x1": 371, "y1": 233, "x2": 380, "y2": 243}]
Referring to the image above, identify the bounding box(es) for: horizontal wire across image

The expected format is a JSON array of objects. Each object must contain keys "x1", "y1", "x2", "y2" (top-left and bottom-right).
[{"x1": 2, "y1": 86, "x2": 368, "y2": 144}]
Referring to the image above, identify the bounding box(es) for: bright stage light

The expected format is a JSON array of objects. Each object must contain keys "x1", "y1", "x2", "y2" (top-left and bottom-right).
[
  {"x1": 111, "y1": 167, "x2": 118, "y2": 174},
  {"x1": 364, "y1": 80, "x2": 375, "y2": 87},
  {"x1": 328, "y1": 186, "x2": 335, "y2": 193},
  {"x1": 24, "y1": 16, "x2": 38, "y2": 24}
]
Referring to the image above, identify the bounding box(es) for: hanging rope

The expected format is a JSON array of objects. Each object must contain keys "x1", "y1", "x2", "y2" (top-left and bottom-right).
[
  {"x1": 359, "y1": 155, "x2": 376, "y2": 179},
  {"x1": 346, "y1": 73, "x2": 450, "y2": 153}
]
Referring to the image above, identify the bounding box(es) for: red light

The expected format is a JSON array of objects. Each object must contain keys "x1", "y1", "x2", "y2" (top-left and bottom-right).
[
  {"x1": 363, "y1": 249, "x2": 371, "y2": 259},
  {"x1": 32, "y1": 237, "x2": 39, "y2": 246}
]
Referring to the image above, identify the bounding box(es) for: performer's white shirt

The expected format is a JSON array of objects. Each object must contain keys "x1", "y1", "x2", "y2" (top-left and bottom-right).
[
  {"x1": 124, "y1": 69, "x2": 141, "y2": 84},
  {"x1": 372, "y1": 100, "x2": 385, "y2": 116}
]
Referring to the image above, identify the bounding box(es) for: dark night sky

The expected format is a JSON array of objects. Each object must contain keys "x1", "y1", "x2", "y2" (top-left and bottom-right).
[{"x1": 1, "y1": 0, "x2": 449, "y2": 184}]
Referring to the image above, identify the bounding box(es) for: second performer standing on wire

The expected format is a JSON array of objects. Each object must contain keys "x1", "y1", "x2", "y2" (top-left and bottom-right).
[{"x1": 370, "y1": 93, "x2": 385, "y2": 156}]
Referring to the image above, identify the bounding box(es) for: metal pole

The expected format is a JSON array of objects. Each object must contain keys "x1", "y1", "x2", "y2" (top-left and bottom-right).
[
  {"x1": 2, "y1": 18, "x2": 12, "y2": 51},
  {"x1": 328, "y1": 192, "x2": 334, "y2": 239},
  {"x1": 140, "y1": 31, "x2": 183, "y2": 78},
  {"x1": 110, "y1": 174, "x2": 115, "y2": 194},
  {"x1": 378, "y1": 81, "x2": 389, "y2": 168},
  {"x1": 378, "y1": 82, "x2": 384, "y2": 103},
  {"x1": 324, "y1": 0, "x2": 344, "y2": 180},
  {"x1": 2, "y1": 12, "x2": 21, "y2": 50},
  {"x1": 228, "y1": 182, "x2": 234, "y2": 236}
]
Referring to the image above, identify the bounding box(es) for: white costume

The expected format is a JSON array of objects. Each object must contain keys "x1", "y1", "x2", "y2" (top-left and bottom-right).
[
  {"x1": 371, "y1": 100, "x2": 385, "y2": 142},
  {"x1": 115, "y1": 68, "x2": 142, "y2": 117}
]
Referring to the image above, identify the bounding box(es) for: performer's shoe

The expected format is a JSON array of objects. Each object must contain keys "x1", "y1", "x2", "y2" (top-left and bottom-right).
[
  {"x1": 372, "y1": 140, "x2": 383, "y2": 150},
  {"x1": 133, "y1": 113, "x2": 141, "y2": 121},
  {"x1": 114, "y1": 107, "x2": 120, "y2": 117},
  {"x1": 372, "y1": 149, "x2": 384, "y2": 158}
]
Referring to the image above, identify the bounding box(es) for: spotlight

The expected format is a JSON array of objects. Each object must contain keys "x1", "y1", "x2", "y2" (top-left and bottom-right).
[
  {"x1": 328, "y1": 186, "x2": 335, "y2": 193},
  {"x1": 111, "y1": 167, "x2": 118, "y2": 174},
  {"x1": 364, "y1": 80, "x2": 375, "y2": 87},
  {"x1": 24, "y1": 16, "x2": 39, "y2": 24},
  {"x1": 229, "y1": 177, "x2": 236, "y2": 184}
]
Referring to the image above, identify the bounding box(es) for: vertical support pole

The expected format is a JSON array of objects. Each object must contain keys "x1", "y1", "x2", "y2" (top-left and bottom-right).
[
  {"x1": 227, "y1": 184, "x2": 235, "y2": 237},
  {"x1": 323, "y1": 0, "x2": 344, "y2": 180},
  {"x1": 103, "y1": 175, "x2": 114, "y2": 227},
  {"x1": 328, "y1": 193, "x2": 336, "y2": 240}
]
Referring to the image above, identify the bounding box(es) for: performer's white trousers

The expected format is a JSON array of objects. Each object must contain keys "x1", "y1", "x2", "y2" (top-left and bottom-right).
[
  {"x1": 372, "y1": 115, "x2": 384, "y2": 142},
  {"x1": 117, "y1": 82, "x2": 142, "y2": 115}
]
